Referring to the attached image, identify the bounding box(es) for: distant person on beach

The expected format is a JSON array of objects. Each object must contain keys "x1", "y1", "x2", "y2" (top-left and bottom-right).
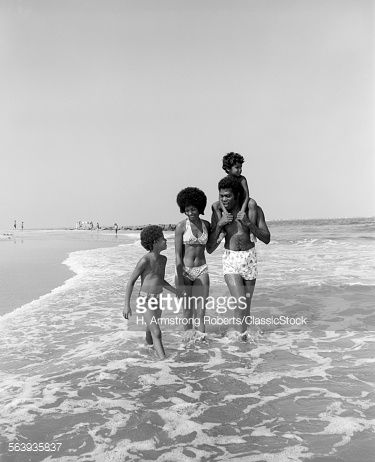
[
  {"x1": 96, "y1": 222, "x2": 100, "y2": 230},
  {"x1": 207, "y1": 176, "x2": 270, "y2": 339},
  {"x1": 175, "y1": 187, "x2": 211, "y2": 339},
  {"x1": 14, "y1": 220, "x2": 16, "y2": 230},
  {"x1": 114, "y1": 223, "x2": 118, "y2": 235},
  {"x1": 21, "y1": 222, "x2": 24, "y2": 230},
  {"x1": 123, "y1": 225, "x2": 176, "y2": 359},
  {"x1": 212, "y1": 152, "x2": 257, "y2": 242}
]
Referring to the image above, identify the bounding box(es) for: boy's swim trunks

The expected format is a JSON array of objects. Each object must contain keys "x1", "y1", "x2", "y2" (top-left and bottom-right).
[{"x1": 139, "y1": 291, "x2": 162, "y2": 298}]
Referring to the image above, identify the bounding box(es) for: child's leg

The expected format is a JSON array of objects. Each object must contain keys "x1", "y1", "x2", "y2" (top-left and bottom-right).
[
  {"x1": 143, "y1": 307, "x2": 165, "y2": 359},
  {"x1": 145, "y1": 329, "x2": 153, "y2": 345},
  {"x1": 247, "y1": 198, "x2": 258, "y2": 242},
  {"x1": 211, "y1": 201, "x2": 223, "y2": 227},
  {"x1": 247, "y1": 198, "x2": 257, "y2": 224},
  {"x1": 211, "y1": 201, "x2": 226, "y2": 243}
]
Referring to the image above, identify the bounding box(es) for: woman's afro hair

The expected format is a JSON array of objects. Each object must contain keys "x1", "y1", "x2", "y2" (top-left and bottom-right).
[{"x1": 176, "y1": 187, "x2": 207, "y2": 215}]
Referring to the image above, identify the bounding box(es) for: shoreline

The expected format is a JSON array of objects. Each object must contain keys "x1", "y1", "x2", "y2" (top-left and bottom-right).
[
  {"x1": 2, "y1": 215, "x2": 373, "y2": 235},
  {"x1": 0, "y1": 230, "x2": 125, "y2": 317}
]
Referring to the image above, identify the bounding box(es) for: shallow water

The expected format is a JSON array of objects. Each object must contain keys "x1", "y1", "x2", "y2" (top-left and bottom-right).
[
  {"x1": 0, "y1": 230, "x2": 121, "y2": 316},
  {"x1": 0, "y1": 218, "x2": 374, "y2": 461}
]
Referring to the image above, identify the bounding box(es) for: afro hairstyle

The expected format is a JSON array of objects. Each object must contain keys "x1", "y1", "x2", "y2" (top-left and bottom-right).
[{"x1": 176, "y1": 187, "x2": 207, "y2": 215}]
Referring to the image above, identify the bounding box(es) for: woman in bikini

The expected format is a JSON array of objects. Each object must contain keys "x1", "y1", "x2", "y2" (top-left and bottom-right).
[{"x1": 175, "y1": 187, "x2": 210, "y2": 338}]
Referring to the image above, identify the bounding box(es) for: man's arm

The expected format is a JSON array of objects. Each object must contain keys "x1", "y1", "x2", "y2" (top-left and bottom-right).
[
  {"x1": 250, "y1": 205, "x2": 270, "y2": 244},
  {"x1": 238, "y1": 204, "x2": 270, "y2": 244}
]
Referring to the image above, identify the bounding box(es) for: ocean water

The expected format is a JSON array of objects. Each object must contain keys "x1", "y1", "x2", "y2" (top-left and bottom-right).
[
  {"x1": 0, "y1": 230, "x2": 121, "y2": 316},
  {"x1": 0, "y1": 218, "x2": 374, "y2": 461}
]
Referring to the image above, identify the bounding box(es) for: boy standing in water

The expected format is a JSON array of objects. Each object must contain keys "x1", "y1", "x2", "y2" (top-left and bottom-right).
[{"x1": 123, "y1": 225, "x2": 176, "y2": 359}]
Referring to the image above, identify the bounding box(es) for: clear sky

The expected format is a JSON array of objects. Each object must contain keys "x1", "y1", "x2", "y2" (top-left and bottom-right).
[{"x1": 1, "y1": 0, "x2": 374, "y2": 228}]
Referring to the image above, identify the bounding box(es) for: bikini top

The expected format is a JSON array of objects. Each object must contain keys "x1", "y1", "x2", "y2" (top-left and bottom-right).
[{"x1": 183, "y1": 219, "x2": 208, "y2": 245}]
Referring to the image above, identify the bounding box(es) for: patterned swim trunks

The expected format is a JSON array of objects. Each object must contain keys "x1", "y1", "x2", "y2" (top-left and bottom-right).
[{"x1": 222, "y1": 247, "x2": 258, "y2": 281}]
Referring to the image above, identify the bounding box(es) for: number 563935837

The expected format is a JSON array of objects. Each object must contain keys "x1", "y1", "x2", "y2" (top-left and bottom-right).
[{"x1": 8, "y1": 442, "x2": 62, "y2": 452}]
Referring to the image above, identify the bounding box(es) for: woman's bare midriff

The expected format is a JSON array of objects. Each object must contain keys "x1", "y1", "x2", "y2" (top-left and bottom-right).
[{"x1": 183, "y1": 244, "x2": 206, "y2": 267}]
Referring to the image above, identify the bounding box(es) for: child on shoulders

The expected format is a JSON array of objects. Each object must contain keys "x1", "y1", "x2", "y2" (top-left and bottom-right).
[{"x1": 211, "y1": 152, "x2": 257, "y2": 241}]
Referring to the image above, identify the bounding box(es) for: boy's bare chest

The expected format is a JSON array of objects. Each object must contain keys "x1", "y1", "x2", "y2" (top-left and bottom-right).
[{"x1": 148, "y1": 258, "x2": 166, "y2": 275}]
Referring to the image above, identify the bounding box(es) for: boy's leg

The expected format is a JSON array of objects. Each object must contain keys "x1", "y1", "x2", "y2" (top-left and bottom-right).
[
  {"x1": 145, "y1": 329, "x2": 153, "y2": 345},
  {"x1": 143, "y1": 307, "x2": 165, "y2": 359}
]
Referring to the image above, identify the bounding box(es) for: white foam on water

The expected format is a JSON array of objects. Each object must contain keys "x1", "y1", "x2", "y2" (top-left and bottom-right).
[
  {"x1": 237, "y1": 445, "x2": 313, "y2": 462},
  {"x1": 258, "y1": 234, "x2": 375, "y2": 287},
  {"x1": 251, "y1": 426, "x2": 274, "y2": 437},
  {"x1": 310, "y1": 401, "x2": 375, "y2": 450},
  {"x1": 0, "y1": 221, "x2": 374, "y2": 461},
  {"x1": 138, "y1": 365, "x2": 181, "y2": 387},
  {"x1": 157, "y1": 400, "x2": 211, "y2": 439}
]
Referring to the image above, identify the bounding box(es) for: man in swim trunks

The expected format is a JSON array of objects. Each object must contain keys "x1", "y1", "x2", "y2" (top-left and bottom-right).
[{"x1": 207, "y1": 176, "x2": 270, "y2": 337}]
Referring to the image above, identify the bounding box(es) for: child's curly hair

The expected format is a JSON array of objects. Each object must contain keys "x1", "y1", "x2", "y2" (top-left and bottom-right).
[
  {"x1": 176, "y1": 187, "x2": 207, "y2": 214},
  {"x1": 222, "y1": 152, "x2": 245, "y2": 172},
  {"x1": 140, "y1": 225, "x2": 164, "y2": 251}
]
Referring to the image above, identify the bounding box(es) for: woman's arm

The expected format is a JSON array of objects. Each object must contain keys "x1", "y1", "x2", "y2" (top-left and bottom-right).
[{"x1": 174, "y1": 222, "x2": 185, "y2": 295}]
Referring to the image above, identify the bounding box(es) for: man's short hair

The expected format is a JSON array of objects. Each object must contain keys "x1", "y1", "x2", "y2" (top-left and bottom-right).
[
  {"x1": 222, "y1": 152, "x2": 245, "y2": 172},
  {"x1": 218, "y1": 176, "x2": 244, "y2": 203},
  {"x1": 140, "y1": 225, "x2": 164, "y2": 251},
  {"x1": 176, "y1": 187, "x2": 207, "y2": 214}
]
